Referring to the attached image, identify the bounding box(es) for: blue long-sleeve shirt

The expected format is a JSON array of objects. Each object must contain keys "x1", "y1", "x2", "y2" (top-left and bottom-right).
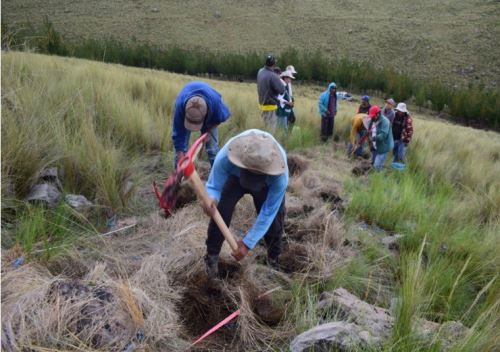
[
  {"x1": 172, "y1": 81, "x2": 231, "y2": 152},
  {"x1": 205, "y1": 129, "x2": 289, "y2": 249}
]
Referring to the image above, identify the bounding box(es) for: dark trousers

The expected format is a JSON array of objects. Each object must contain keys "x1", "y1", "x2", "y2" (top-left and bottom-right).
[
  {"x1": 321, "y1": 115, "x2": 335, "y2": 141},
  {"x1": 206, "y1": 176, "x2": 285, "y2": 260}
]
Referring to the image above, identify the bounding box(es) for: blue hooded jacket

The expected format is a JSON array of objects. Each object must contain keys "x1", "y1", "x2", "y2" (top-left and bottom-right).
[
  {"x1": 318, "y1": 82, "x2": 339, "y2": 117},
  {"x1": 172, "y1": 81, "x2": 231, "y2": 152}
]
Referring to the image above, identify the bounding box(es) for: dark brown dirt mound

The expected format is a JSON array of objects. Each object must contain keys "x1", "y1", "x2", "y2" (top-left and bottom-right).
[
  {"x1": 177, "y1": 261, "x2": 286, "y2": 349},
  {"x1": 352, "y1": 160, "x2": 372, "y2": 176},
  {"x1": 196, "y1": 161, "x2": 212, "y2": 181},
  {"x1": 252, "y1": 296, "x2": 284, "y2": 326},
  {"x1": 287, "y1": 154, "x2": 309, "y2": 177},
  {"x1": 279, "y1": 242, "x2": 312, "y2": 274},
  {"x1": 179, "y1": 272, "x2": 238, "y2": 340},
  {"x1": 47, "y1": 280, "x2": 134, "y2": 349},
  {"x1": 174, "y1": 182, "x2": 198, "y2": 209}
]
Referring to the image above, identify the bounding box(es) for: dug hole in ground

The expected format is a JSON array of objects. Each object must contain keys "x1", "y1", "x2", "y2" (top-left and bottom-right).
[{"x1": 1, "y1": 145, "x2": 374, "y2": 351}]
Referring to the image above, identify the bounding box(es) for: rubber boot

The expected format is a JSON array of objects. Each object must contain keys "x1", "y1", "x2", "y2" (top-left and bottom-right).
[{"x1": 204, "y1": 254, "x2": 219, "y2": 279}]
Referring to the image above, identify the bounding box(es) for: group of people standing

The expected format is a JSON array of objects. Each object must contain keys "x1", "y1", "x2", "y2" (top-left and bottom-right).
[
  {"x1": 317, "y1": 81, "x2": 414, "y2": 170},
  {"x1": 168, "y1": 55, "x2": 414, "y2": 279}
]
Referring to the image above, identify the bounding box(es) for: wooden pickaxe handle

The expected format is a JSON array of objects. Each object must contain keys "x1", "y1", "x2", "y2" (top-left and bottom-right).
[{"x1": 185, "y1": 167, "x2": 239, "y2": 252}]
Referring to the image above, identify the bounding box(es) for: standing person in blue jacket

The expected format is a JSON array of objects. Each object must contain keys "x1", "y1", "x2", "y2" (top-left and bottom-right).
[
  {"x1": 171, "y1": 81, "x2": 231, "y2": 167},
  {"x1": 202, "y1": 129, "x2": 289, "y2": 278},
  {"x1": 318, "y1": 82, "x2": 339, "y2": 142}
]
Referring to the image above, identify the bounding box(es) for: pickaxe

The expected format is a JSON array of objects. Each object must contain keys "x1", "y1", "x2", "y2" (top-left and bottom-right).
[{"x1": 153, "y1": 132, "x2": 239, "y2": 252}]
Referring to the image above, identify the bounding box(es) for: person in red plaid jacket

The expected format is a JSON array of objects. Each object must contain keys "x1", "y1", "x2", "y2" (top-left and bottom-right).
[{"x1": 392, "y1": 103, "x2": 414, "y2": 163}]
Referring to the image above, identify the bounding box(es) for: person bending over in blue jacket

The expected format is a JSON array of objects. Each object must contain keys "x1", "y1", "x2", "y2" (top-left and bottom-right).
[
  {"x1": 171, "y1": 81, "x2": 231, "y2": 167},
  {"x1": 202, "y1": 129, "x2": 289, "y2": 279}
]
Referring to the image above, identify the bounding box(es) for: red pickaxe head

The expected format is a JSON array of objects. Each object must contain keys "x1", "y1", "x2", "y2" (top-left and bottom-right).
[{"x1": 153, "y1": 132, "x2": 210, "y2": 217}]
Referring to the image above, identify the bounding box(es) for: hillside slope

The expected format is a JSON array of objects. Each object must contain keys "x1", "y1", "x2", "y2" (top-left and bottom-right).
[
  {"x1": 2, "y1": 52, "x2": 499, "y2": 351},
  {"x1": 2, "y1": 0, "x2": 500, "y2": 87}
]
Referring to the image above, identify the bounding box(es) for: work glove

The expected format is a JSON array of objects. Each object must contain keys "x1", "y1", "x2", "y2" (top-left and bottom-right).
[
  {"x1": 201, "y1": 198, "x2": 218, "y2": 217},
  {"x1": 231, "y1": 240, "x2": 249, "y2": 261}
]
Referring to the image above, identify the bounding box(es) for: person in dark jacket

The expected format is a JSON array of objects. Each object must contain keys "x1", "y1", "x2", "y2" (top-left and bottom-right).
[
  {"x1": 257, "y1": 54, "x2": 286, "y2": 130},
  {"x1": 202, "y1": 129, "x2": 288, "y2": 278},
  {"x1": 171, "y1": 81, "x2": 231, "y2": 167},
  {"x1": 392, "y1": 103, "x2": 414, "y2": 163},
  {"x1": 358, "y1": 95, "x2": 371, "y2": 114},
  {"x1": 318, "y1": 82, "x2": 339, "y2": 142},
  {"x1": 285, "y1": 65, "x2": 298, "y2": 131},
  {"x1": 277, "y1": 70, "x2": 295, "y2": 131}
]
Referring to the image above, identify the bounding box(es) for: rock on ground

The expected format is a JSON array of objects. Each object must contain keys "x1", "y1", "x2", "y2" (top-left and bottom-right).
[
  {"x1": 315, "y1": 288, "x2": 470, "y2": 351},
  {"x1": 65, "y1": 194, "x2": 93, "y2": 212},
  {"x1": 290, "y1": 321, "x2": 377, "y2": 352},
  {"x1": 318, "y1": 288, "x2": 393, "y2": 340},
  {"x1": 25, "y1": 183, "x2": 61, "y2": 208}
]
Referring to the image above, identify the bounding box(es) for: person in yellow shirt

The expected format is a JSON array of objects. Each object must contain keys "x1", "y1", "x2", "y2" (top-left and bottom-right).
[{"x1": 348, "y1": 113, "x2": 371, "y2": 157}]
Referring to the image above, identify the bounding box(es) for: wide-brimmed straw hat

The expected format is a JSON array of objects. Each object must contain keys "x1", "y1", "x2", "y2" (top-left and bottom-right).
[
  {"x1": 395, "y1": 102, "x2": 409, "y2": 114},
  {"x1": 184, "y1": 96, "x2": 207, "y2": 131},
  {"x1": 228, "y1": 131, "x2": 286, "y2": 175}
]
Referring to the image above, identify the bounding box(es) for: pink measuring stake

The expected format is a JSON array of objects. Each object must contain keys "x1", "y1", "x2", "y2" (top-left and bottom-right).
[{"x1": 191, "y1": 309, "x2": 241, "y2": 346}]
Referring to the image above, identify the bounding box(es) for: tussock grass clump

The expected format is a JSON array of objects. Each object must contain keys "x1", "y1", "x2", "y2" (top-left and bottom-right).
[{"x1": 1, "y1": 51, "x2": 322, "y2": 216}]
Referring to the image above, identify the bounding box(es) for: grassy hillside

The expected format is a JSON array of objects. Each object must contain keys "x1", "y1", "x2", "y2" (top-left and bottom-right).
[
  {"x1": 2, "y1": 52, "x2": 499, "y2": 351},
  {"x1": 2, "y1": 0, "x2": 500, "y2": 87}
]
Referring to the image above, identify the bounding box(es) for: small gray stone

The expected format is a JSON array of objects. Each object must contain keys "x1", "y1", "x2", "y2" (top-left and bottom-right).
[
  {"x1": 39, "y1": 167, "x2": 59, "y2": 180},
  {"x1": 290, "y1": 321, "x2": 376, "y2": 352},
  {"x1": 26, "y1": 183, "x2": 61, "y2": 208},
  {"x1": 65, "y1": 194, "x2": 93, "y2": 212},
  {"x1": 38, "y1": 167, "x2": 63, "y2": 190}
]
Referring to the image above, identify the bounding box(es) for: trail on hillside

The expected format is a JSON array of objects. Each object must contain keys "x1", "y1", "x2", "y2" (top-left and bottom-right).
[{"x1": 2, "y1": 144, "x2": 372, "y2": 351}]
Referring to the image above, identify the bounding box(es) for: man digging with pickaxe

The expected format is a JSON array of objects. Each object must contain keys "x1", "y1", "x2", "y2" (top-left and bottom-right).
[{"x1": 202, "y1": 129, "x2": 289, "y2": 279}]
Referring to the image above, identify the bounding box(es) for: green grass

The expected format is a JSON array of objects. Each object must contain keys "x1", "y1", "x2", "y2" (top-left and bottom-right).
[
  {"x1": 11, "y1": 202, "x2": 97, "y2": 260},
  {"x1": 3, "y1": 19, "x2": 499, "y2": 129},
  {"x1": 1, "y1": 52, "x2": 499, "y2": 351},
  {"x1": 2, "y1": 0, "x2": 499, "y2": 88}
]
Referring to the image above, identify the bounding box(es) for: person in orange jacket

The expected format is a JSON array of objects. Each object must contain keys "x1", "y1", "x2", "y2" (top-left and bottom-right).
[{"x1": 348, "y1": 113, "x2": 371, "y2": 157}]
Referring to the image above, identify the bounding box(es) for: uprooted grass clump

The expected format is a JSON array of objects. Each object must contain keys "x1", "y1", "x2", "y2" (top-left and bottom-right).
[{"x1": 1, "y1": 167, "x2": 352, "y2": 351}]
